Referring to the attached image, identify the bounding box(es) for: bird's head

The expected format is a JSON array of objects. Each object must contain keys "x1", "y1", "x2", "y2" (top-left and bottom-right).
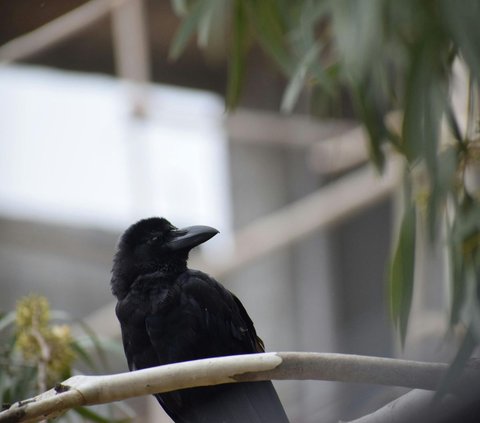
[{"x1": 111, "y1": 217, "x2": 218, "y2": 299}]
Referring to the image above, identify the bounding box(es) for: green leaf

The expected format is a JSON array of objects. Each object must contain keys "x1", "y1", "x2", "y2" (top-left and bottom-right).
[
  {"x1": 352, "y1": 75, "x2": 389, "y2": 171},
  {"x1": 281, "y1": 42, "x2": 321, "y2": 112},
  {"x1": 462, "y1": 262, "x2": 480, "y2": 335},
  {"x1": 389, "y1": 205, "x2": 417, "y2": 346},
  {"x1": 298, "y1": 0, "x2": 329, "y2": 51},
  {"x1": 446, "y1": 103, "x2": 464, "y2": 144},
  {"x1": 51, "y1": 310, "x2": 115, "y2": 372},
  {"x1": 0, "y1": 366, "x2": 6, "y2": 409},
  {"x1": 71, "y1": 340, "x2": 99, "y2": 372},
  {"x1": 73, "y1": 406, "x2": 130, "y2": 423},
  {"x1": 434, "y1": 324, "x2": 476, "y2": 402},
  {"x1": 447, "y1": 199, "x2": 480, "y2": 332},
  {"x1": 0, "y1": 312, "x2": 15, "y2": 332},
  {"x1": 74, "y1": 329, "x2": 114, "y2": 373},
  {"x1": 449, "y1": 223, "x2": 466, "y2": 326},
  {"x1": 7, "y1": 364, "x2": 37, "y2": 403},
  {"x1": 331, "y1": 0, "x2": 384, "y2": 80},
  {"x1": 428, "y1": 146, "x2": 457, "y2": 237},
  {"x1": 439, "y1": 0, "x2": 480, "y2": 82},
  {"x1": 402, "y1": 33, "x2": 448, "y2": 239},
  {"x1": 169, "y1": 0, "x2": 213, "y2": 60},
  {"x1": 226, "y1": 0, "x2": 251, "y2": 109},
  {"x1": 75, "y1": 336, "x2": 125, "y2": 359},
  {"x1": 243, "y1": 0, "x2": 293, "y2": 75},
  {"x1": 402, "y1": 26, "x2": 448, "y2": 167},
  {"x1": 287, "y1": 1, "x2": 334, "y2": 101},
  {"x1": 170, "y1": 0, "x2": 188, "y2": 17}
]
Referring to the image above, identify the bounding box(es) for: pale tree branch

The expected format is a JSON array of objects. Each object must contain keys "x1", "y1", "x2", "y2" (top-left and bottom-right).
[
  {"x1": 344, "y1": 388, "x2": 476, "y2": 423},
  {"x1": 1, "y1": 352, "x2": 480, "y2": 423}
]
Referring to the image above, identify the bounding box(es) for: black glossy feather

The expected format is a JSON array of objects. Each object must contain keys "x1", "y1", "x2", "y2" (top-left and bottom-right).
[{"x1": 111, "y1": 217, "x2": 289, "y2": 422}]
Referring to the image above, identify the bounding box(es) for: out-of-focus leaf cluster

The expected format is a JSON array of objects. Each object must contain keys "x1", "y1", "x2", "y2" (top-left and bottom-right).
[
  {"x1": 15, "y1": 295, "x2": 75, "y2": 385},
  {"x1": 0, "y1": 294, "x2": 131, "y2": 422},
  {"x1": 169, "y1": 0, "x2": 480, "y2": 356}
]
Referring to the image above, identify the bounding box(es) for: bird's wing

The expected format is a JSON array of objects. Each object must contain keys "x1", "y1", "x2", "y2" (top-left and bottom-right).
[
  {"x1": 231, "y1": 293, "x2": 266, "y2": 352},
  {"x1": 144, "y1": 270, "x2": 289, "y2": 422},
  {"x1": 115, "y1": 288, "x2": 162, "y2": 372},
  {"x1": 145, "y1": 270, "x2": 261, "y2": 363}
]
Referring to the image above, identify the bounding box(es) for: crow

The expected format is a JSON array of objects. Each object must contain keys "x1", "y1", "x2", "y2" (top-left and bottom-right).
[{"x1": 111, "y1": 217, "x2": 289, "y2": 423}]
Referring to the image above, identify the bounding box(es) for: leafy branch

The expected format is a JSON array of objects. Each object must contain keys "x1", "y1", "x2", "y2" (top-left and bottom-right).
[{"x1": 169, "y1": 0, "x2": 480, "y2": 356}]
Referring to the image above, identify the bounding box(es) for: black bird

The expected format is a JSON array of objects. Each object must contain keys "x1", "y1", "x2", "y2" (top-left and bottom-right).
[{"x1": 111, "y1": 217, "x2": 289, "y2": 423}]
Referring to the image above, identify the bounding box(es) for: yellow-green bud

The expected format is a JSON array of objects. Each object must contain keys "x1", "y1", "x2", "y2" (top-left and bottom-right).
[{"x1": 16, "y1": 294, "x2": 50, "y2": 330}]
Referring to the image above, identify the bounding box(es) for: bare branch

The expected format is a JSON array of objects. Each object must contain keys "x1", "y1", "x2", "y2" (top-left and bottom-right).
[
  {"x1": 344, "y1": 389, "x2": 472, "y2": 423},
  {"x1": 2, "y1": 352, "x2": 480, "y2": 423}
]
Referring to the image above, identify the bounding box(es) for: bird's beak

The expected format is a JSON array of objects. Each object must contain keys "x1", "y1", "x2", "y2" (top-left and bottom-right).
[{"x1": 165, "y1": 225, "x2": 219, "y2": 251}]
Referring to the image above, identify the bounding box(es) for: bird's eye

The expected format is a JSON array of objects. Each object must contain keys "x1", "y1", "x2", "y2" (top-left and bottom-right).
[{"x1": 146, "y1": 235, "x2": 161, "y2": 245}]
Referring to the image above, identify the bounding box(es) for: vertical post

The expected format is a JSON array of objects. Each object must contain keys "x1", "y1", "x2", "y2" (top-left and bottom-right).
[{"x1": 111, "y1": 0, "x2": 151, "y2": 117}]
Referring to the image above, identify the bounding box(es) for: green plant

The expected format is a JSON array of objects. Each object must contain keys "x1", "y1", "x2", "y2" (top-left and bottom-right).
[
  {"x1": 0, "y1": 294, "x2": 131, "y2": 422},
  {"x1": 169, "y1": 0, "x2": 480, "y2": 363}
]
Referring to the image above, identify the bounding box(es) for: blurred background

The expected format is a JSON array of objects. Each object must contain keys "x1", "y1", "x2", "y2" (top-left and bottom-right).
[{"x1": 0, "y1": 1, "x2": 460, "y2": 422}]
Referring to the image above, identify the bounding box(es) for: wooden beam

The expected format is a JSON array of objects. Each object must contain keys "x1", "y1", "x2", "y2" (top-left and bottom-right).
[
  {"x1": 111, "y1": 0, "x2": 151, "y2": 117},
  {"x1": 0, "y1": 0, "x2": 130, "y2": 64},
  {"x1": 226, "y1": 109, "x2": 369, "y2": 175},
  {"x1": 201, "y1": 158, "x2": 401, "y2": 279},
  {"x1": 226, "y1": 109, "x2": 356, "y2": 148}
]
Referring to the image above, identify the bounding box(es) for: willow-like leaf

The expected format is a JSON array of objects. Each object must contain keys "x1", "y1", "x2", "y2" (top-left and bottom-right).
[
  {"x1": 281, "y1": 43, "x2": 321, "y2": 112},
  {"x1": 402, "y1": 32, "x2": 448, "y2": 238},
  {"x1": 427, "y1": 145, "x2": 457, "y2": 238},
  {"x1": 74, "y1": 326, "x2": 114, "y2": 373},
  {"x1": 449, "y1": 222, "x2": 466, "y2": 326},
  {"x1": 6, "y1": 364, "x2": 37, "y2": 405},
  {"x1": 295, "y1": 0, "x2": 333, "y2": 95},
  {"x1": 226, "y1": 0, "x2": 250, "y2": 109},
  {"x1": 169, "y1": 0, "x2": 214, "y2": 60},
  {"x1": 300, "y1": 1, "x2": 326, "y2": 43},
  {"x1": 446, "y1": 103, "x2": 464, "y2": 144},
  {"x1": 352, "y1": 76, "x2": 389, "y2": 171},
  {"x1": 170, "y1": 0, "x2": 188, "y2": 17},
  {"x1": 73, "y1": 406, "x2": 130, "y2": 423},
  {"x1": 75, "y1": 336, "x2": 125, "y2": 359},
  {"x1": 434, "y1": 324, "x2": 476, "y2": 402},
  {"x1": 449, "y1": 199, "x2": 480, "y2": 324},
  {"x1": 439, "y1": 0, "x2": 480, "y2": 82},
  {"x1": 0, "y1": 368, "x2": 6, "y2": 410},
  {"x1": 51, "y1": 310, "x2": 114, "y2": 373},
  {"x1": 403, "y1": 39, "x2": 441, "y2": 163},
  {"x1": 331, "y1": 0, "x2": 384, "y2": 81},
  {"x1": 389, "y1": 205, "x2": 416, "y2": 347},
  {"x1": 243, "y1": 0, "x2": 293, "y2": 75},
  {"x1": 71, "y1": 341, "x2": 99, "y2": 372},
  {"x1": 0, "y1": 312, "x2": 15, "y2": 333}
]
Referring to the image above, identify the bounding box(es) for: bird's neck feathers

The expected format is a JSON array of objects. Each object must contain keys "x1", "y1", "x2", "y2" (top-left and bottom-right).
[
  {"x1": 155, "y1": 255, "x2": 189, "y2": 275},
  {"x1": 111, "y1": 254, "x2": 189, "y2": 300}
]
